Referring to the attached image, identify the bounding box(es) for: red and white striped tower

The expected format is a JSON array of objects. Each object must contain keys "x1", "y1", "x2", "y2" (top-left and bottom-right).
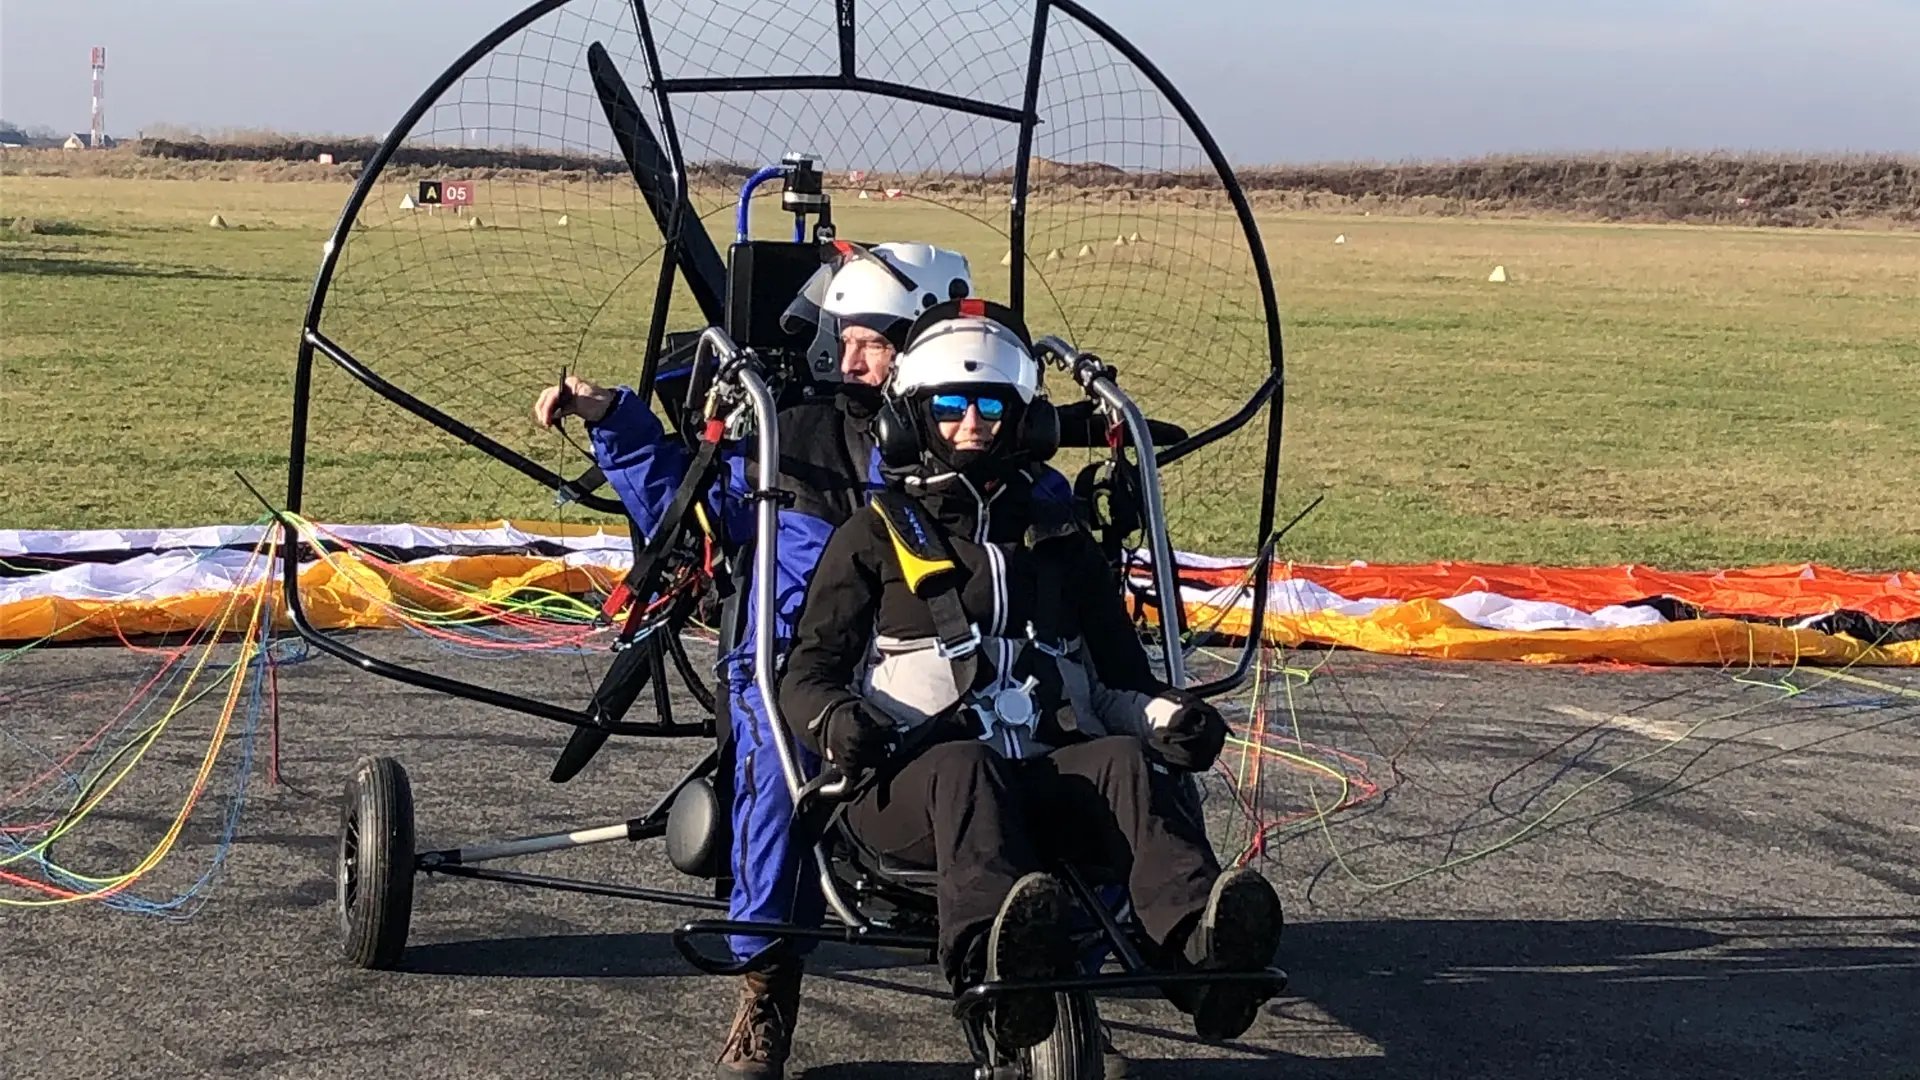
[{"x1": 90, "y1": 47, "x2": 107, "y2": 148}]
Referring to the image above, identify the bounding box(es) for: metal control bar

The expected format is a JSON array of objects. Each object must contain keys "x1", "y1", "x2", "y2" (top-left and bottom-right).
[{"x1": 1035, "y1": 335, "x2": 1188, "y2": 689}]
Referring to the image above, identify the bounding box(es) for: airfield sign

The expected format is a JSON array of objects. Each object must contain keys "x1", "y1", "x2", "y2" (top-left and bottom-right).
[{"x1": 415, "y1": 181, "x2": 475, "y2": 207}]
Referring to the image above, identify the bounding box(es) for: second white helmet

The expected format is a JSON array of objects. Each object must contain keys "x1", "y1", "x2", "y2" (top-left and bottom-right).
[{"x1": 821, "y1": 242, "x2": 975, "y2": 335}]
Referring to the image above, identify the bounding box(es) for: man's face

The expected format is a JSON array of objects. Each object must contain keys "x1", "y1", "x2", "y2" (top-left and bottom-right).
[{"x1": 839, "y1": 326, "x2": 896, "y2": 387}]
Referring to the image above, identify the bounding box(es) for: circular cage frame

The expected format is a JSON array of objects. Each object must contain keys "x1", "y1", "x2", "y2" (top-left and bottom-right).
[{"x1": 281, "y1": 0, "x2": 1289, "y2": 724}]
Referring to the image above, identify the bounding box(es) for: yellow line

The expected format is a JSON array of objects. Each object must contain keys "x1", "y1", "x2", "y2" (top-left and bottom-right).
[{"x1": 1816, "y1": 669, "x2": 1920, "y2": 701}]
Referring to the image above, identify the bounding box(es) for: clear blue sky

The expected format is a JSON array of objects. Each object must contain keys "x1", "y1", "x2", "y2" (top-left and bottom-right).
[{"x1": 3, "y1": 0, "x2": 1916, "y2": 162}]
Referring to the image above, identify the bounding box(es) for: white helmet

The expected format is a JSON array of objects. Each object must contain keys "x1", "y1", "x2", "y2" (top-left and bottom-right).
[
  {"x1": 890, "y1": 314, "x2": 1040, "y2": 403},
  {"x1": 784, "y1": 242, "x2": 976, "y2": 378},
  {"x1": 875, "y1": 299, "x2": 1058, "y2": 474},
  {"x1": 820, "y1": 242, "x2": 974, "y2": 332}
]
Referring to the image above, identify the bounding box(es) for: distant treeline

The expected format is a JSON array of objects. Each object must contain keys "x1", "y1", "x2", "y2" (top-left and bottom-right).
[
  {"x1": 134, "y1": 137, "x2": 780, "y2": 185},
  {"x1": 102, "y1": 140, "x2": 1920, "y2": 227},
  {"x1": 1232, "y1": 155, "x2": 1919, "y2": 227},
  {"x1": 138, "y1": 138, "x2": 633, "y2": 175}
]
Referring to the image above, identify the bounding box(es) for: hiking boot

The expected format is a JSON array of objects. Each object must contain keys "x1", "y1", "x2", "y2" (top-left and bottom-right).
[
  {"x1": 1182, "y1": 867, "x2": 1285, "y2": 1041},
  {"x1": 982, "y1": 871, "x2": 1076, "y2": 1050},
  {"x1": 715, "y1": 964, "x2": 802, "y2": 1079}
]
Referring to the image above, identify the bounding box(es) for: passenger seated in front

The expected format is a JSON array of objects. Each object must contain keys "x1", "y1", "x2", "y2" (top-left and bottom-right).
[{"x1": 778, "y1": 299, "x2": 1285, "y2": 1052}]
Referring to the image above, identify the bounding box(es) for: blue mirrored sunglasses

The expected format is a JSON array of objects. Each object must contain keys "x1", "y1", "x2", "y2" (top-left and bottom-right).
[{"x1": 928, "y1": 393, "x2": 1007, "y2": 423}]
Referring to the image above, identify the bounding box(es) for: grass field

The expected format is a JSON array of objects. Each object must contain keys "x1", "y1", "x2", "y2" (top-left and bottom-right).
[{"x1": 2, "y1": 175, "x2": 1917, "y2": 569}]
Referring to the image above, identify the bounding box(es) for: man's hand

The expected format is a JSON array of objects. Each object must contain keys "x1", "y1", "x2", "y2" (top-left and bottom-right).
[
  {"x1": 534, "y1": 374, "x2": 616, "y2": 428},
  {"x1": 822, "y1": 702, "x2": 899, "y2": 771}
]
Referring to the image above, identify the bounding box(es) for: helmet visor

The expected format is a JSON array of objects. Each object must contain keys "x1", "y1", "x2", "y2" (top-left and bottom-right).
[{"x1": 927, "y1": 392, "x2": 1008, "y2": 423}]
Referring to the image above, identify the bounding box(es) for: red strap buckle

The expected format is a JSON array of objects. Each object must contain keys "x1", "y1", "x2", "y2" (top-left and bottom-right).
[{"x1": 600, "y1": 581, "x2": 633, "y2": 620}]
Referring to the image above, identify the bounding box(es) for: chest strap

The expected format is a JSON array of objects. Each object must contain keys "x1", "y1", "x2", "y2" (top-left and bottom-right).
[{"x1": 870, "y1": 489, "x2": 980, "y2": 694}]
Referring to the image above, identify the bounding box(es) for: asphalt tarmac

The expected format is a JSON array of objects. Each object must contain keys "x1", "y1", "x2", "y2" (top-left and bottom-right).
[{"x1": 3, "y1": 634, "x2": 1915, "y2": 1079}]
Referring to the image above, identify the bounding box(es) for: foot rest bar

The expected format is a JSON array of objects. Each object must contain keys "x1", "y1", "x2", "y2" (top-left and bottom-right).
[
  {"x1": 423, "y1": 863, "x2": 728, "y2": 911},
  {"x1": 417, "y1": 817, "x2": 668, "y2": 868},
  {"x1": 673, "y1": 918, "x2": 938, "y2": 975},
  {"x1": 952, "y1": 967, "x2": 1287, "y2": 1019}
]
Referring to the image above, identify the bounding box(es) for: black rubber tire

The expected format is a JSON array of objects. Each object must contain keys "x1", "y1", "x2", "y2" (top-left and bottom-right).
[
  {"x1": 337, "y1": 755, "x2": 415, "y2": 970},
  {"x1": 1022, "y1": 991, "x2": 1103, "y2": 1080}
]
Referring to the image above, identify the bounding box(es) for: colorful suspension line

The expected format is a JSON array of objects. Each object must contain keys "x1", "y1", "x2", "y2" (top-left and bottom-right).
[
  {"x1": 282, "y1": 513, "x2": 644, "y2": 654},
  {"x1": 1270, "y1": 638, "x2": 1914, "y2": 895},
  {"x1": 0, "y1": 533, "x2": 283, "y2": 821},
  {"x1": 0, "y1": 534, "x2": 280, "y2": 912},
  {"x1": 1205, "y1": 642, "x2": 1387, "y2": 868}
]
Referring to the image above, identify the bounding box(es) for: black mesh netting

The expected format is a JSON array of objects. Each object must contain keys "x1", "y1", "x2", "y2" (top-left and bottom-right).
[
  {"x1": 291, "y1": 0, "x2": 1280, "y2": 696},
  {"x1": 302, "y1": 1, "x2": 672, "y2": 529},
  {"x1": 302, "y1": 0, "x2": 1279, "y2": 557}
]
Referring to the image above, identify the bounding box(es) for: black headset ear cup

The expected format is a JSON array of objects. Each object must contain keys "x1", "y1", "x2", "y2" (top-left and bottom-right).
[
  {"x1": 1021, "y1": 399, "x2": 1060, "y2": 463},
  {"x1": 874, "y1": 399, "x2": 923, "y2": 469}
]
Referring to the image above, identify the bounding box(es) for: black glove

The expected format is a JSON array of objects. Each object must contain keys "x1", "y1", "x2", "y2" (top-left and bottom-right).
[
  {"x1": 821, "y1": 701, "x2": 898, "y2": 770},
  {"x1": 1149, "y1": 689, "x2": 1227, "y2": 773}
]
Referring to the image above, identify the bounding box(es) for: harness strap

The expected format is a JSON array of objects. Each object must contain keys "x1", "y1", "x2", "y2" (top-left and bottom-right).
[
  {"x1": 840, "y1": 410, "x2": 878, "y2": 512},
  {"x1": 1019, "y1": 525, "x2": 1085, "y2": 736},
  {"x1": 870, "y1": 489, "x2": 980, "y2": 693},
  {"x1": 1024, "y1": 509, "x2": 1079, "y2": 654}
]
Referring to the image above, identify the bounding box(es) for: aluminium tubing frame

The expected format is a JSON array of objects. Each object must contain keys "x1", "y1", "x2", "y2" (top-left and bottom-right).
[
  {"x1": 694, "y1": 327, "x2": 810, "y2": 815},
  {"x1": 716, "y1": 329, "x2": 869, "y2": 931},
  {"x1": 1082, "y1": 368, "x2": 1271, "y2": 698},
  {"x1": 1086, "y1": 374, "x2": 1187, "y2": 690},
  {"x1": 416, "y1": 743, "x2": 714, "y2": 869},
  {"x1": 1033, "y1": 334, "x2": 1267, "y2": 698},
  {"x1": 404, "y1": 741, "x2": 726, "y2": 915},
  {"x1": 422, "y1": 822, "x2": 642, "y2": 867},
  {"x1": 428, "y1": 864, "x2": 730, "y2": 911},
  {"x1": 738, "y1": 369, "x2": 807, "y2": 807},
  {"x1": 1034, "y1": 335, "x2": 1188, "y2": 690},
  {"x1": 950, "y1": 967, "x2": 1286, "y2": 1021},
  {"x1": 731, "y1": 356, "x2": 871, "y2": 931}
]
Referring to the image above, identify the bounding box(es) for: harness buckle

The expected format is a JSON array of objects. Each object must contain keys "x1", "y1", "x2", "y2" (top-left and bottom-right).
[
  {"x1": 1026, "y1": 621, "x2": 1068, "y2": 658},
  {"x1": 935, "y1": 623, "x2": 982, "y2": 660},
  {"x1": 971, "y1": 676, "x2": 1041, "y2": 743}
]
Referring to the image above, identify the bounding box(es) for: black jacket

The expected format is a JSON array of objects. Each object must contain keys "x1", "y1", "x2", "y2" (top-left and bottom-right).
[
  {"x1": 761, "y1": 392, "x2": 882, "y2": 526},
  {"x1": 779, "y1": 467, "x2": 1189, "y2": 763}
]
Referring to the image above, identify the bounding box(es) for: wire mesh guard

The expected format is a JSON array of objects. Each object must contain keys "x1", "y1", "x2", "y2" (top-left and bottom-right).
[{"x1": 299, "y1": 0, "x2": 1281, "y2": 562}]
